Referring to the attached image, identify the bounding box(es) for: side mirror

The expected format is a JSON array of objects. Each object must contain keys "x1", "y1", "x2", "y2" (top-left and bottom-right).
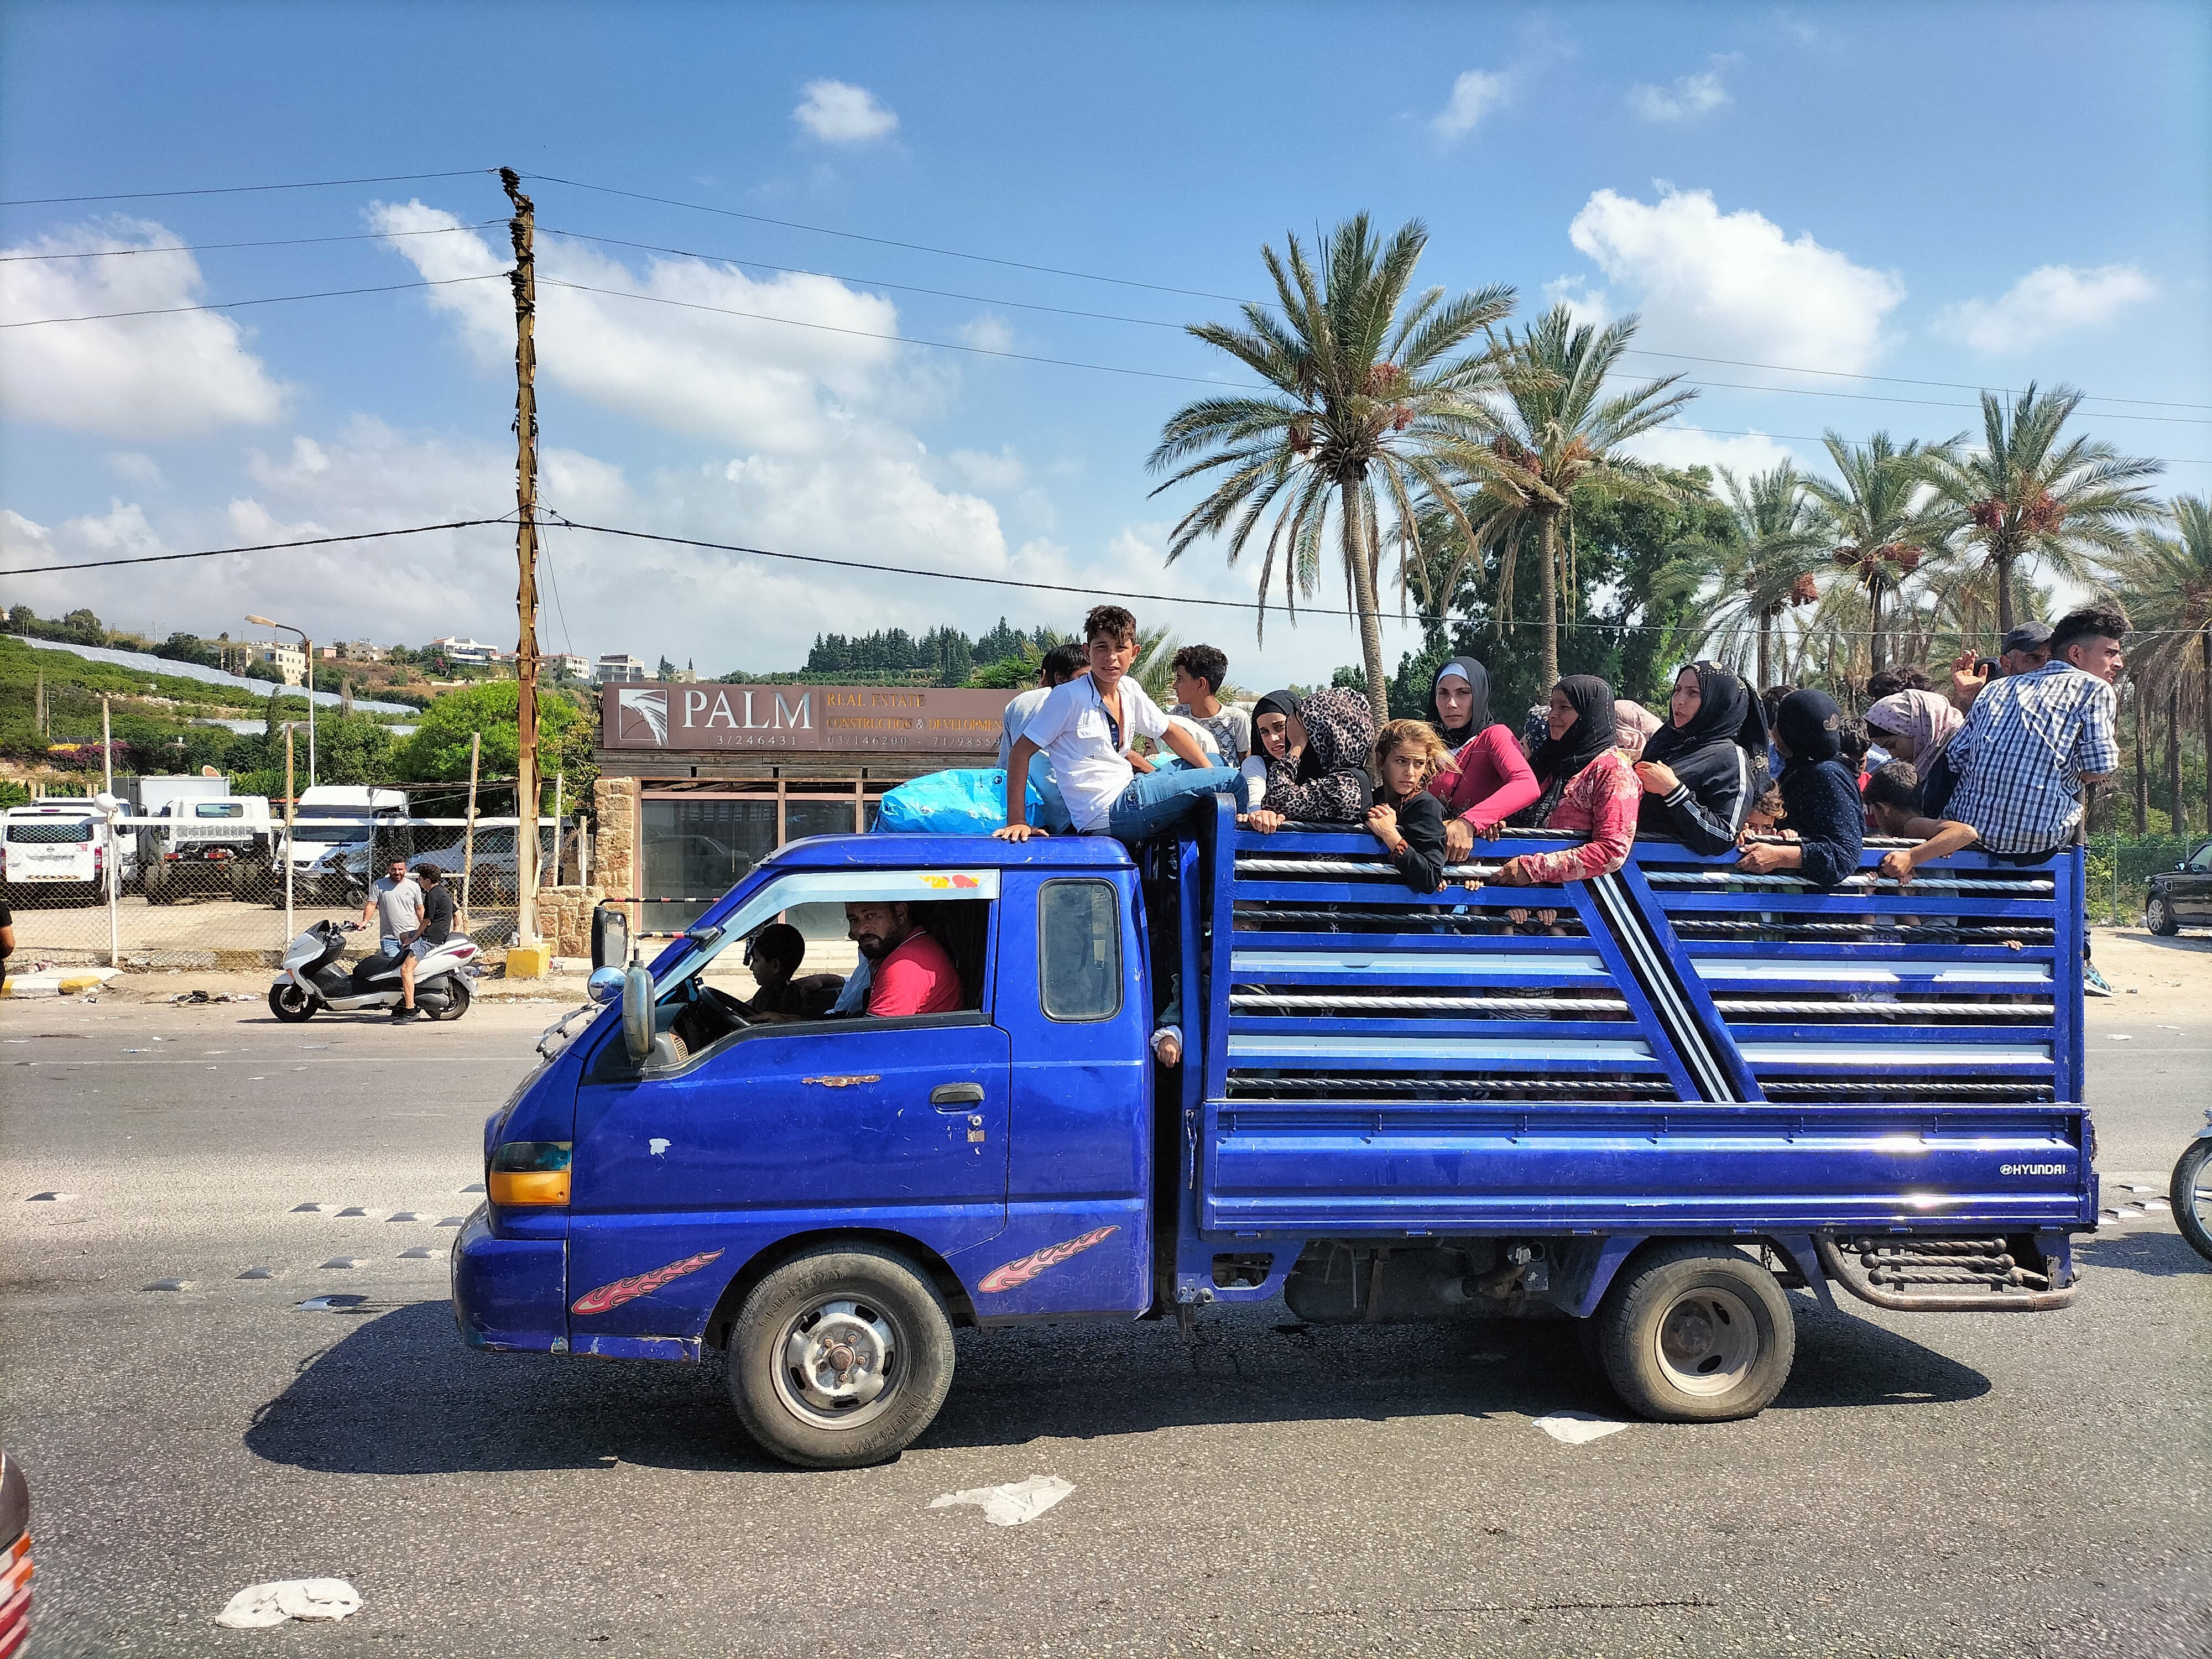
[
  {"x1": 621, "y1": 966, "x2": 655, "y2": 1063},
  {"x1": 586, "y1": 965, "x2": 625, "y2": 1006},
  {"x1": 591, "y1": 903, "x2": 629, "y2": 971}
]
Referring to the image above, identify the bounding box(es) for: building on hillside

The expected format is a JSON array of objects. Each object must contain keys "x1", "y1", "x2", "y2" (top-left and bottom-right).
[
  {"x1": 544, "y1": 652, "x2": 591, "y2": 681},
  {"x1": 593, "y1": 679, "x2": 1015, "y2": 933},
  {"x1": 431, "y1": 636, "x2": 500, "y2": 665},
  {"x1": 252, "y1": 640, "x2": 307, "y2": 685},
  {"x1": 669, "y1": 666, "x2": 699, "y2": 684},
  {"x1": 335, "y1": 639, "x2": 387, "y2": 662},
  {"x1": 595, "y1": 654, "x2": 648, "y2": 684}
]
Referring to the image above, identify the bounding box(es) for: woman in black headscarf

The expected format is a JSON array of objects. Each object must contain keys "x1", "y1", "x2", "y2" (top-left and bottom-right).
[
  {"x1": 1492, "y1": 675, "x2": 1640, "y2": 886},
  {"x1": 1737, "y1": 688, "x2": 1863, "y2": 889},
  {"x1": 1634, "y1": 663, "x2": 1770, "y2": 855},
  {"x1": 1244, "y1": 687, "x2": 1375, "y2": 830}
]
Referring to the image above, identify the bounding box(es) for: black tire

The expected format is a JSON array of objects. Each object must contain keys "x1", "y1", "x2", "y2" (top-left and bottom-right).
[
  {"x1": 1594, "y1": 1242, "x2": 1795, "y2": 1423},
  {"x1": 727, "y1": 1244, "x2": 956, "y2": 1469},
  {"x1": 268, "y1": 984, "x2": 318, "y2": 1023},
  {"x1": 2146, "y1": 894, "x2": 2179, "y2": 937},
  {"x1": 427, "y1": 976, "x2": 472, "y2": 1022},
  {"x1": 2172, "y1": 1138, "x2": 2212, "y2": 1266}
]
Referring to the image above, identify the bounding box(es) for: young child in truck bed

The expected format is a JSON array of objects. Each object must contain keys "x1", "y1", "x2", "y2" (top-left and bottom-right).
[{"x1": 1365, "y1": 719, "x2": 1454, "y2": 893}]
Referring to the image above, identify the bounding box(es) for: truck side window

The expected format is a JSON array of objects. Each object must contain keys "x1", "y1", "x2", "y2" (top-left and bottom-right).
[{"x1": 1039, "y1": 879, "x2": 1121, "y2": 1022}]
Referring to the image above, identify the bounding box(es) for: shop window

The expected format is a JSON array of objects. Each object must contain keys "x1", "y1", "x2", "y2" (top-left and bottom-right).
[{"x1": 641, "y1": 799, "x2": 775, "y2": 931}]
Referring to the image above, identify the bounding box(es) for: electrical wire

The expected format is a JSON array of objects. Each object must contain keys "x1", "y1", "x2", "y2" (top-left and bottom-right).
[
  {"x1": 0, "y1": 169, "x2": 494, "y2": 207},
  {"x1": 1611, "y1": 348, "x2": 2212, "y2": 414},
  {"x1": 0, "y1": 519, "x2": 510, "y2": 578},
  {"x1": 0, "y1": 222, "x2": 505, "y2": 263},
  {"x1": 0, "y1": 272, "x2": 504, "y2": 328}
]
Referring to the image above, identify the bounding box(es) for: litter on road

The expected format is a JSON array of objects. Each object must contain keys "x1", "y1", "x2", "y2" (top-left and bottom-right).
[
  {"x1": 1535, "y1": 1411, "x2": 1632, "y2": 1445},
  {"x1": 928, "y1": 1475, "x2": 1075, "y2": 1526},
  {"x1": 213, "y1": 1578, "x2": 362, "y2": 1629}
]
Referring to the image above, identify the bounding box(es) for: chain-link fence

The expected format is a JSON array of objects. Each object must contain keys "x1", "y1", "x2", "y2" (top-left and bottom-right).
[
  {"x1": 2087, "y1": 831, "x2": 2209, "y2": 927},
  {"x1": 3, "y1": 813, "x2": 566, "y2": 969}
]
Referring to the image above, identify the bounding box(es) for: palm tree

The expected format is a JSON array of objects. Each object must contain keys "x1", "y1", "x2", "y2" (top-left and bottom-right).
[
  {"x1": 1652, "y1": 461, "x2": 1828, "y2": 688},
  {"x1": 1149, "y1": 215, "x2": 1516, "y2": 725},
  {"x1": 1919, "y1": 383, "x2": 2164, "y2": 636},
  {"x1": 2112, "y1": 495, "x2": 2211, "y2": 829},
  {"x1": 1455, "y1": 305, "x2": 1696, "y2": 687},
  {"x1": 1804, "y1": 431, "x2": 1958, "y2": 677}
]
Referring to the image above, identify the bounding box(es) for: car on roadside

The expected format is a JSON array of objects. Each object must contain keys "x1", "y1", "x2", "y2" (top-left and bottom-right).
[
  {"x1": 1, "y1": 1449, "x2": 31, "y2": 1656},
  {"x1": 2145, "y1": 839, "x2": 2212, "y2": 936}
]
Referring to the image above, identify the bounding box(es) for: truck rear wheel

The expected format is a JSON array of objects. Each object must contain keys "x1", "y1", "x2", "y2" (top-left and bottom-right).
[
  {"x1": 726, "y1": 1244, "x2": 955, "y2": 1469},
  {"x1": 1594, "y1": 1243, "x2": 1794, "y2": 1423}
]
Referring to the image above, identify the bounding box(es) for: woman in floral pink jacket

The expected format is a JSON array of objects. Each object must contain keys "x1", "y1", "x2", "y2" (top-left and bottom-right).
[{"x1": 1489, "y1": 675, "x2": 1640, "y2": 889}]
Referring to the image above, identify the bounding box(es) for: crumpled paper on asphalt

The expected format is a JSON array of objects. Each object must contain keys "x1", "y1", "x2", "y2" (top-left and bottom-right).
[
  {"x1": 928, "y1": 1475, "x2": 1073, "y2": 1526},
  {"x1": 213, "y1": 1578, "x2": 363, "y2": 1628},
  {"x1": 1533, "y1": 1410, "x2": 1631, "y2": 1445}
]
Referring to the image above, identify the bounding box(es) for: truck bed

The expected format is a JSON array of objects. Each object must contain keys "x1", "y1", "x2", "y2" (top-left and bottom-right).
[{"x1": 1186, "y1": 810, "x2": 2093, "y2": 1243}]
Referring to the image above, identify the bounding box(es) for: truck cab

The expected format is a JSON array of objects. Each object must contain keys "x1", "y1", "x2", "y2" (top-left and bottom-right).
[
  {"x1": 139, "y1": 796, "x2": 274, "y2": 904},
  {"x1": 455, "y1": 808, "x2": 2095, "y2": 1469}
]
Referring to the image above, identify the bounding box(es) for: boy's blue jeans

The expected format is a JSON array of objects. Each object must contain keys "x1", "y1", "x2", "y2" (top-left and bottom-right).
[{"x1": 1104, "y1": 766, "x2": 1251, "y2": 842}]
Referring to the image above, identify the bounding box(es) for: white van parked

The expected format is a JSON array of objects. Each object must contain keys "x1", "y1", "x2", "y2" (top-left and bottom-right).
[
  {"x1": 280, "y1": 785, "x2": 410, "y2": 905},
  {"x1": 1, "y1": 801, "x2": 113, "y2": 906}
]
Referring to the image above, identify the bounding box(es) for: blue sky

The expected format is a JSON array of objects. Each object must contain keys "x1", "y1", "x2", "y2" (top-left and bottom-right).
[{"x1": 3, "y1": 0, "x2": 2207, "y2": 688}]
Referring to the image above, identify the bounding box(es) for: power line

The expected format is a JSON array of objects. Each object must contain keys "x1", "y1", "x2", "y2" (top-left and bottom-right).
[
  {"x1": 0, "y1": 222, "x2": 504, "y2": 263},
  {"x1": 0, "y1": 169, "x2": 494, "y2": 207},
  {"x1": 1611, "y1": 348, "x2": 2212, "y2": 415},
  {"x1": 0, "y1": 519, "x2": 510, "y2": 578},
  {"x1": 1651, "y1": 421, "x2": 2209, "y2": 467},
  {"x1": 523, "y1": 171, "x2": 1251, "y2": 304},
  {"x1": 0, "y1": 272, "x2": 504, "y2": 328}
]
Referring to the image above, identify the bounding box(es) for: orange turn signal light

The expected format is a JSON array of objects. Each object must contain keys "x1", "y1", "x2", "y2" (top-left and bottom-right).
[{"x1": 489, "y1": 1142, "x2": 572, "y2": 1207}]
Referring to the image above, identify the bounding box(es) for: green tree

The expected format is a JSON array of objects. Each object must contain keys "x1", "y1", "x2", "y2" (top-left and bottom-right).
[
  {"x1": 1150, "y1": 213, "x2": 1517, "y2": 726},
  {"x1": 392, "y1": 680, "x2": 579, "y2": 808},
  {"x1": 1919, "y1": 383, "x2": 2163, "y2": 635},
  {"x1": 1454, "y1": 304, "x2": 1695, "y2": 688},
  {"x1": 1655, "y1": 462, "x2": 1828, "y2": 688},
  {"x1": 2113, "y1": 495, "x2": 2211, "y2": 830},
  {"x1": 1805, "y1": 432, "x2": 1957, "y2": 677}
]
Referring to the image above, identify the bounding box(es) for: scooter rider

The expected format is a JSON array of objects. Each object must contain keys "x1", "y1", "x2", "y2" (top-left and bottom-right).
[{"x1": 361, "y1": 858, "x2": 425, "y2": 1021}]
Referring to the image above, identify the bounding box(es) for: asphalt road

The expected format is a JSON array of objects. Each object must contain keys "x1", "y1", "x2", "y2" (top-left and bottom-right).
[{"x1": 3, "y1": 968, "x2": 2208, "y2": 1659}]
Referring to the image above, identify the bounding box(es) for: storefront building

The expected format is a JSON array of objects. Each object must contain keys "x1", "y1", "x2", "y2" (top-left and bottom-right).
[{"x1": 595, "y1": 681, "x2": 1015, "y2": 932}]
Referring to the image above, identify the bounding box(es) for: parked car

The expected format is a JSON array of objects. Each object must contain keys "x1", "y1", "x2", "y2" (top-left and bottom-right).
[
  {"x1": 1, "y1": 802, "x2": 113, "y2": 907},
  {"x1": 2145, "y1": 839, "x2": 2212, "y2": 936}
]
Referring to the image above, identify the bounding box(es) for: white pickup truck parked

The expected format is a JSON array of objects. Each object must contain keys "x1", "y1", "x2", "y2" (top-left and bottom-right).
[
  {"x1": 1, "y1": 801, "x2": 115, "y2": 906},
  {"x1": 138, "y1": 797, "x2": 275, "y2": 904}
]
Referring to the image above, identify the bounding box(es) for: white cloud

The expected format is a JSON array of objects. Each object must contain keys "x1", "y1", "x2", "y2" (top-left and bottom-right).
[
  {"x1": 0, "y1": 218, "x2": 287, "y2": 437},
  {"x1": 1934, "y1": 263, "x2": 2157, "y2": 355},
  {"x1": 1622, "y1": 424, "x2": 1804, "y2": 481},
  {"x1": 374, "y1": 201, "x2": 938, "y2": 456},
  {"x1": 792, "y1": 80, "x2": 898, "y2": 144},
  {"x1": 958, "y1": 315, "x2": 1014, "y2": 355},
  {"x1": 1627, "y1": 60, "x2": 1734, "y2": 123},
  {"x1": 1432, "y1": 69, "x2": 1514, "y2": 139},
  {"x1": 1541, "y1": 275, "x2": 1612, "y2": 330},
  {"x1": 107, "y1": 451, "x2": 164, "y2": 488},
  {"x1": 947, "y1": 447, "x2": 1027, "y2": 492},
  {"x1": 1566, "y1": 186, "x2": 1905, "y2": 373}
]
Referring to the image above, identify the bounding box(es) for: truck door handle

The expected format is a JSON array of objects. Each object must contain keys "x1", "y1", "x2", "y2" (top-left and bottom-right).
[{"x1": 930, "y1": 1083, "x2": 986, "y2": 1109}]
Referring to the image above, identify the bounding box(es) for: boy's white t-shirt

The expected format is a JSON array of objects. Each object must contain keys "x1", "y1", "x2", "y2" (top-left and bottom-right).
[{"x1": 1020, "y1": 674, "x2": 1171, "y2": 832}]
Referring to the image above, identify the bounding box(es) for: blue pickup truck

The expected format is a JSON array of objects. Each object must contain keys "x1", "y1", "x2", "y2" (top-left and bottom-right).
[{"x1": 454, "y1": 800, "x2": 2094, "y2": 1468}]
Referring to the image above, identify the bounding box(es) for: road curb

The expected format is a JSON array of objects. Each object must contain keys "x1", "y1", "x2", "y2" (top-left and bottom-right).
[{"x1": 2, "y1": 966, "x2": 123, "y2": 998}]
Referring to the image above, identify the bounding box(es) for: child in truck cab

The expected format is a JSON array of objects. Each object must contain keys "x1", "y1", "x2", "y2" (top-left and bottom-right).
[
  {"x1": 1365, "y1": 719, "x2": 1454, "y2": 893},
  {"x1": 997, "y1": 605, "x2": 1251, "y2": 846}
]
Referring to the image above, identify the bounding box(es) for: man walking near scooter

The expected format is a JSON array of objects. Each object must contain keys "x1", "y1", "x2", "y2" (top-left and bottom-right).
[{"x1": 361, "y1": 857, "x2": 425, "y2": 1021}]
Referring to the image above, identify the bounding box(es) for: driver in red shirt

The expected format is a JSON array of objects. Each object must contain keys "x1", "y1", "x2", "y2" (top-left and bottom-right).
[{"x1": 844, "y1": 902, "x2": 962, "y2": 1016}]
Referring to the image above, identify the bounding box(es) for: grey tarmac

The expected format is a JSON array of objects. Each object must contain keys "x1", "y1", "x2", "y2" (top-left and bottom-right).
[{"x1": 3, "y1": 931, "x2": 2208, "y2": 1658}]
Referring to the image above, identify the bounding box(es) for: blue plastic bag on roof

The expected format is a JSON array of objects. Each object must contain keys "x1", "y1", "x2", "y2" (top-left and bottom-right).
[{"x1": 873, "y1": 768, "x2": 1039, "y2": 834}]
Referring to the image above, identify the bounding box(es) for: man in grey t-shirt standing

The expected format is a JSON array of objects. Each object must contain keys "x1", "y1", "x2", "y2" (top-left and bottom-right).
[{"x1": 361, "y1": 858, "x2": 425, "y2": 1020}]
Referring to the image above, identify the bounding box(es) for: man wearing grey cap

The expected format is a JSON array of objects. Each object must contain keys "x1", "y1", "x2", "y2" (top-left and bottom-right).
[{"x1": 1949, "y1": 622, "x2": 2054, "y2": 712}]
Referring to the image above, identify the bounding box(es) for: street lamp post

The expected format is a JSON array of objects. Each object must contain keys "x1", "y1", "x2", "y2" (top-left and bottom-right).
[{"x1": 246, "y1": 615, "x2": 314, "y2": 788}]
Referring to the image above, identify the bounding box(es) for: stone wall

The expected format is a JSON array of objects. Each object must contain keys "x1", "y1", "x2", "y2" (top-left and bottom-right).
[
  {"x1": 593, "y1": 776, "x2": 638, "y2": 902},
  {"x1": 538, "y1": 887, "x2": 596, "y2": 960}
]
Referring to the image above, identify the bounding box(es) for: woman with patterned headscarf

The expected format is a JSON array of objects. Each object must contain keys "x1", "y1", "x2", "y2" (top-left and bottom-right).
[
  {"x1": 1244, "y1": 686, "x2": 1375, "y2": 830},
  {"x1": 1634, "y1": 662, "x2": 1770, "y2": 855},
  {"x1": 1865, "y1": 688, "x2": 1964, "y2": 812},
  {"x1": 1490, "y1": 675, "x2": 1641, "y2": 888},
  {"x1": 1738, "y1": 689, "x2": 1864, "y2": 889}
]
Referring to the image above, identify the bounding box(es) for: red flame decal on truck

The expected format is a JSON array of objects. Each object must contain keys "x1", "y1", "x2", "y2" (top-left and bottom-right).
[
  {"x1": 977, "y1": 1227, "x2": 1119, "y2": 1294},
  {"x1": 570, "y1": 1249, "x2": 724, "y2": 1316}
]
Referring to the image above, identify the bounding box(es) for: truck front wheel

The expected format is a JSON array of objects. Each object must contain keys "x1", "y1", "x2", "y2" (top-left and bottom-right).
[
  {"x1": 1594, "y1": 1243, "x2": 1794, "y2": 1423},
  {"x1": 727, "y1": 1244, "x2": 956, "y2": 1469}
]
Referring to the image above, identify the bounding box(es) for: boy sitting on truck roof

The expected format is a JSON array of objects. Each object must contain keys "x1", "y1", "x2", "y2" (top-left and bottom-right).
[{"x1": 995, "y1": 604, "x2": 1251, "y2": 846}]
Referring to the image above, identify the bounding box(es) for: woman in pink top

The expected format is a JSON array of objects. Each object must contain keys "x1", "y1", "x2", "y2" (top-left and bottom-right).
[
  {"x1": 1424, "y1": 657, "x2": 1541, "y2": 859},
  {"x1": 1488, "y1": 675, "x2": 1640, "y2": 888}
]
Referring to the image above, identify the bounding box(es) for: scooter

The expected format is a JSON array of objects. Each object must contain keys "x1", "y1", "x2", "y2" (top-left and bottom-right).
[
  {"x1": 267, "y1": 919, "x2": 478, "y2": 1023},
  {"x1": 2173, "y1": 1108, "x2": 2212, "y2": 1265}
]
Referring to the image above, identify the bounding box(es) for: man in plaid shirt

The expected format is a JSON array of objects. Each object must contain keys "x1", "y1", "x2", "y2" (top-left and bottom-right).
[{"x1": 1945, "y1": 603, "x2": 2124, "y2": 858}]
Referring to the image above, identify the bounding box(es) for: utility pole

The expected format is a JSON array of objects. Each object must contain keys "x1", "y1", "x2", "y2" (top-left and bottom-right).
[{"x1": 500, "y1": 166, "x2": 543, "y2": 951}]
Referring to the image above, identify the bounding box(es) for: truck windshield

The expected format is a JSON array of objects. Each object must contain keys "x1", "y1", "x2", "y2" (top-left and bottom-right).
[
  {"x1": 192, "y1": 803, "x2": 246, "y2": 819},
  {"x1": 6, "y1": 820, "x2": 94, "y2": 843},
  {"x1": 291, "y1": 807, "x2": 372, "y2": 844}
]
